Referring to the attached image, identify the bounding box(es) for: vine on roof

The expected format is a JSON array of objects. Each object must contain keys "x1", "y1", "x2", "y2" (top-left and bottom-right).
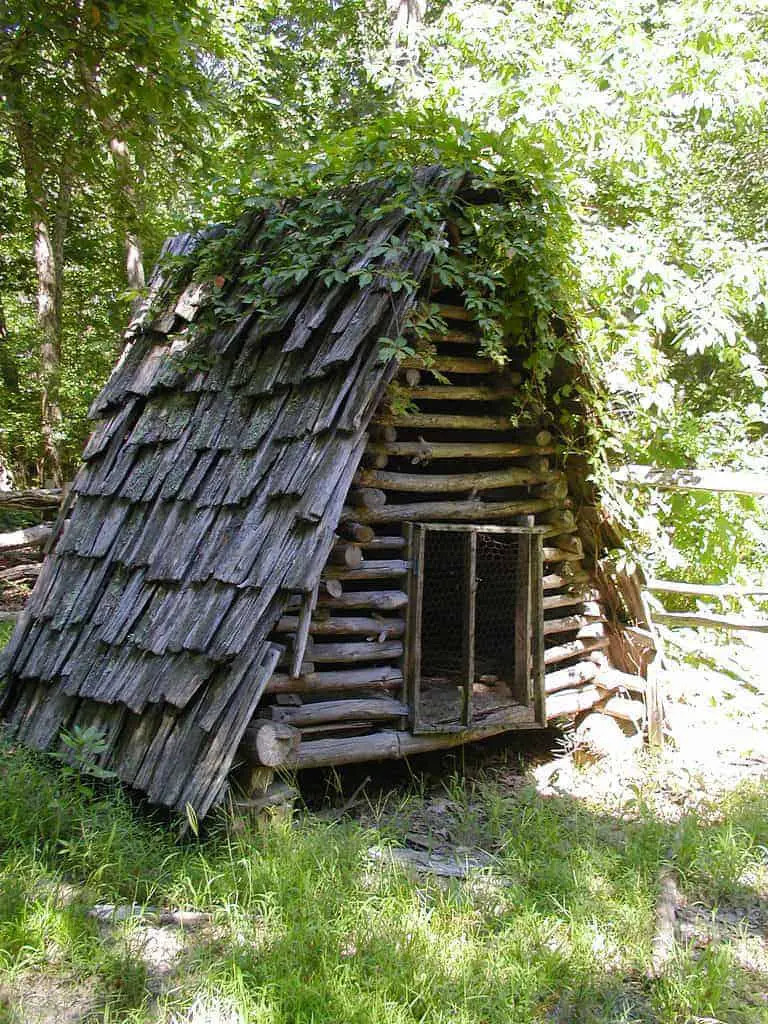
[{"x1": 164, "y1": 112, "x2": 601, "y2": 443}]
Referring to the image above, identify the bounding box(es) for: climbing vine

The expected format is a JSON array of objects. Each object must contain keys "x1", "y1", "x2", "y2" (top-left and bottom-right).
[{"x1": 160, "y1": 114, "x2": 600, "y2": 447}]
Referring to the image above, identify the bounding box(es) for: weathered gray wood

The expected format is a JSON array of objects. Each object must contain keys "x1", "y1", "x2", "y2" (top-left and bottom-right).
[
  {"x1": 646, "y1": 578, "x2": 768, "y2": 598},
  {"x1": 338, "y1": 521, "x2": 376, "y2": 544},
  {"x1": 323, "y1": 559, "x2": 409, "y2": 580},
  {"x1": 399, "y1": 355, "x2": 499, "y2": 375},
  {"x1": 434, "y1": 303, "x2": 475, "y2": 321},
  {"x1": 540, "y1": 509, "x2": 576, "y2": 530},
  {"x1": 275, "y1": 615, "x2": 406, "y2": 638},
  {"x1": 542, "y1": 614, "x2": 604, "y2": 637},
  {"x1": 405, "y1": 383, "x2": 521, "y2": 400},
  {"x1": 0, "y1": 488, "x2": 63, "y2": 511},
  {"x1": 265, "y1": 698, "x2": 408, "y2": 727},
  {"x1": 348, "y1": 487, "x2": 386, "y2": 510},
  {"x1": 366, "y1": 441, "x2": 555, "y2": 460},
  {"x1": 542, "y1": 546, "x2": 583, "y2": 563},
  {"x1": 307, "y1": 639, "x2": 404, "y2": 663},
  {"x1": 595, "y1": 668, "x2": 646, "y2": 695},
  {"x1": 351, "y1": 498, "x2": 556, "y2": 524},
  {"x1": 542, "y1": 590, "x2": 597, "y2": 610},
  {"x1": 545, "y1": 684, "x2": 602, "y2": 718},
  {"x1": 616, "y1": 464, "x2": 768, "y2": 496},
  {"x1": 316, "y1": 589, "x2": 408, "y2": 612},
  {"x1": 0, "y1": 610, "x2": 19, "y2": 622},
  {"x1": 549, "y1": 533, "x2": 583, "y2": 555},
  {"x1": 286, "y1": 710, "x2": 541, "y2": 768},
  {"x1": 359, "y1": 535, "x2": 407, "y2": 552},
  {"x1": 329, "y1": 543, "x2": 364, "y2": 568},
  {"x1": 241, "y1": 721, "x2": 302, "y2": 766},
  {"x1": 651, "y1": 610, "x2": 768, "y2": 632},
  {"x1": 0, "y1": 524, "x2": 54, "y2": 552},
  {"x1": 542, "y1": 570, "x2": 591, "y2": 590},
  {"x1": 602, "y1": 695, "x2": 646, "y2": 725},
  {"x1": 266, "y1": 665, "x2": 403, "y2": 694},
  {"x1": 290, "y1": 584, "x2": 319, "y2": 679},
  {"x1": 356, "y1": 466, "x2": 556, "y2": 493},
  {"x1": 544, "y1": 636, "x2": 611, "y2": 667},
  {"x1": 375, "y1": 412, "x2": 516, "y2": 431},
  {"x1": 544, "y1": 660, "x2": 599, "y2": 694},
  {"x1": 0, "y1": 563, "x2": 42, "y2": 583},
  {"x1": 536, "y1": 479, "x2": 569, "y2": 502}
]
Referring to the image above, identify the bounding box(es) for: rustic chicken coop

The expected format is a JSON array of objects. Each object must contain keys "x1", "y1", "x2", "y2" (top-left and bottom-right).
[{"x1": 0, "y1": 167, "x2": 654, "y2": 818}]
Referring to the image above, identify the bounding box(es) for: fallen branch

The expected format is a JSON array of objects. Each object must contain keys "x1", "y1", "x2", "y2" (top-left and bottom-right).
[
  {"x1": 615, "y1": 464, "x2": 768, "y2": 497},
  {"x1": 0, "y1": 524, "x2": 53, "y2": 552},
  {"x1": 652, "y1": 610, "x2": 768, "y2": 633},
  {"x1": 0, "y1": 564, "x2": 42, "y2": 584},
  {"x1": 0, "y1": 488, "x2": 63, "y2": 511},
  {"x1": 646, "y1": 578, "x2": 768, "y2": 599}
]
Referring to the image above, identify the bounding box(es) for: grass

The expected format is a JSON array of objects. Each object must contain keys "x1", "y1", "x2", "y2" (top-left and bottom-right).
[{"x1": 0, "y1": 738, "x2": 764, "y2": 1024}]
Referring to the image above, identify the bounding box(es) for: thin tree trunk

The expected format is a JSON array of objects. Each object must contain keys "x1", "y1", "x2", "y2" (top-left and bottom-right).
[
  {"x1": 0, "y1": 295, "x2": 19, "y2": 393},
  {"x1": 109, "y1": 136, "x2": 145, "y2": 311},
  {"x1": 13, "y1": 114, "x2": 66, "y2": 486}
]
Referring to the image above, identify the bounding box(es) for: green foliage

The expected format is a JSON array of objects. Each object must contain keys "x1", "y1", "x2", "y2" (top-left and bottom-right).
[{"x1": 175, "y1": 112, "x2": 585, "y2": 434}]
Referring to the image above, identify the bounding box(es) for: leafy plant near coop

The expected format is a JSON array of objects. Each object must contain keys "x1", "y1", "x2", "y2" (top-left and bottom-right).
[{"x1": 162, "y1": 116, "x2": 588, "y2": 443}]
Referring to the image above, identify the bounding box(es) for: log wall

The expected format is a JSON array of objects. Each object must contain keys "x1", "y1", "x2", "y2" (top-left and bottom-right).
[{"x1": 248, "y1": 295, "x2": 634, "y2": 768}]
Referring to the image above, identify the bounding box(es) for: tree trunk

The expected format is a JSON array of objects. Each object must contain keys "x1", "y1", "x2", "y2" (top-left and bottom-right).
[
  {"x1": 109, "y1": 137, "x2": 146, "y2": 310},
  {"x1": 13, "y1": 114, "x2": 66, "y2": 486}
]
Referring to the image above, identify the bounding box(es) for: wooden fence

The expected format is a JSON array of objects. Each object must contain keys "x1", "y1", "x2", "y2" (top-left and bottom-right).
[{"x1": 616, "y1": 464, "x2": 768, "y2": 635}]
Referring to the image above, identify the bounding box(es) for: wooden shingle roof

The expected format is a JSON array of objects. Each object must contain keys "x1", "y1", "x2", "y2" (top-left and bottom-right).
[{"x1": 0, "y1": 167, "x2": 467, "y2": 817}]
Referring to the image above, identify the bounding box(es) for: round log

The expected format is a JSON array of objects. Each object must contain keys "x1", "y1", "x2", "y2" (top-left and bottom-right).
[
  {"x1": 545, "y1": 684, "x2": 602, "y2": 719},
  {"x1": 308, "y1": 639, "x2": 404, "y2": 664},
  {"x1": 356, "y1": 466, "x2": 556, "y2": 494},
  {"x1": 365, "y1": 441, "x2": 556, "y2": 460},
  {"x1": 403, "y1": 368, "x2": 421, "y2": 387},
  {"x1": 398, "y1": 355, "x2": 497, "y2": 375},
  {"x1": 550, "y1": 534, "x2": 583, "y2": 555},
  {"x1": 376, "y1": 412, "x2": 515, "y2": 432},
  {"x1": 324, "y1": 579, "x2": 343, "y2": 599},
  {"x1": 348, "y1": 487, "x2": 387, "y2": 510},
  {"x1": 544, "y1": 636, "x2": 611, "y2": 667},
  {"x1": 316, "y1": 589, "x2": 408, "y2": 612},
  {"x1": 241, "y1": 721, "x2": 302, "y2": 766},
  {"x1": 338, "y1": 521, "x2": 376, "y2": 544},
  {"x1": 329, "y1": 543, "x2": 363, "y2": 569},
  {"x1": 544, "y1": 660, "x2": 599, "y2": 694},
  {"x1": 265, "y1": 665, "x2": 403, "y2": 695},
  {"x1": 0, "y1": 524, "x2": 53, "y2": 552},
  {"x1": 266, "y1": 698, "x2": 408, "y2": 727},
  {"x1": 405, "y1": 383, "x2": 521, "y2": 400},
  {"x1": 274, "y1": 615, "x2": 406, "y2": 639},
  {"x1": 348, "y1": 497, "x2": 557, "y2": 524},
  {"x1": 323, "y1": 559, "x2": 409, "y2": 580}
]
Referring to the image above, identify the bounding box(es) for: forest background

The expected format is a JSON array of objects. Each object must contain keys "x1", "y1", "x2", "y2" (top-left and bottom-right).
[{"x1": 1, "y1": 0, "x2": 767, "y2": 593}]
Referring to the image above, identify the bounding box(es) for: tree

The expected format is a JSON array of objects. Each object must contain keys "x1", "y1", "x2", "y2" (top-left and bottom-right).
[{"x1": 0, "y1": 0, "x2": 219, "y2": 481}]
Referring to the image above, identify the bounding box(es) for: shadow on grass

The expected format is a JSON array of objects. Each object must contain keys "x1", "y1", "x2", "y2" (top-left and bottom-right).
[{"x1": 0, "y1": 735, "x2": 765, "y2": 1023}]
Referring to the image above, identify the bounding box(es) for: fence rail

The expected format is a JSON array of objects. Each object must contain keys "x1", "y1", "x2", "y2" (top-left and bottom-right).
[{"x1": 618, "y1": 465, "x2": 768, "y2": 634}]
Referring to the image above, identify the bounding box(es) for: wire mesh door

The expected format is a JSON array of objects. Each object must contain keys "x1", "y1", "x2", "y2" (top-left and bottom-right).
[{"x1": 406, "y1": 524, "x2": 544, "y2": 734}]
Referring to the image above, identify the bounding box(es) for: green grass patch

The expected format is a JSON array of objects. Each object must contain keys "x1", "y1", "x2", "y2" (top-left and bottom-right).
[{"x1": 0, "y1": 739, "x2": 764, "y2": 1023}]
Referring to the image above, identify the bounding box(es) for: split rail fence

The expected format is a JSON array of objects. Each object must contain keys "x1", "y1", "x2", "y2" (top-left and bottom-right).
[{"x1": 615, "y1": 465, "x2": 768, "y2": 634}]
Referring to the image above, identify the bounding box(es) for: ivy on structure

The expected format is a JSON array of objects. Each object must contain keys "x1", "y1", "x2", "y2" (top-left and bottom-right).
[{"x1": 162, "y1": 118, "x2": 601, "y2": 448}]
